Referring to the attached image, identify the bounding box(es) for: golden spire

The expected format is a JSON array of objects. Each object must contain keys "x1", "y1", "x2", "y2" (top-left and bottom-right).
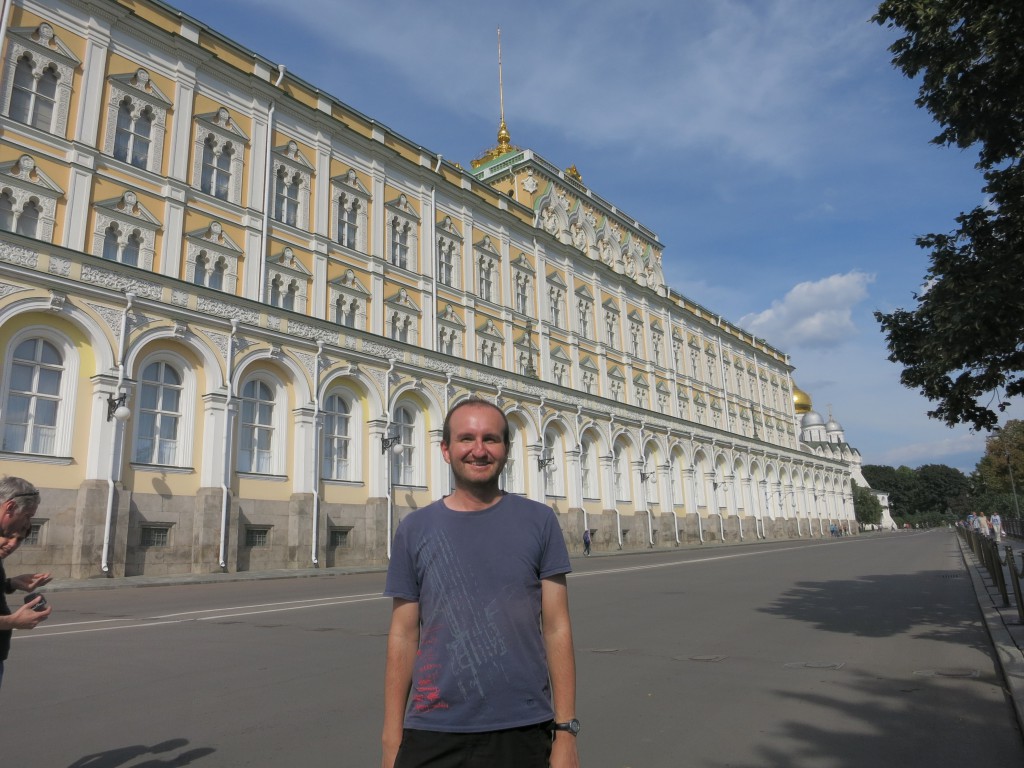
[{"x1": 472, "y1": 27, "x2": 520, "y2": 169}]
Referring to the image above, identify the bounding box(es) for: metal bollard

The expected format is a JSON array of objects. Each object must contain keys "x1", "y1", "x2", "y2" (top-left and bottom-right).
[{"x1": 1008, "y1": 546, "x2": 1024, "y2": 623}]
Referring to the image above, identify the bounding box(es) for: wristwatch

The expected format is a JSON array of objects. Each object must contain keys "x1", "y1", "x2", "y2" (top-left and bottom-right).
[{"x1": 553, "y1": 718, "x2": 581, "y2": 735}]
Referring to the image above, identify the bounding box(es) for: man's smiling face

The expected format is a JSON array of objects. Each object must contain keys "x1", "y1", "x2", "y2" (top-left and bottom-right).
[{"x1": 441, "y1": 403, "x2": 509, "y2": 491}]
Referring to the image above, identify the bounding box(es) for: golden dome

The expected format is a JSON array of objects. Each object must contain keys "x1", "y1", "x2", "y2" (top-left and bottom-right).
[
  {"x1": 792, "y1": 383, "x2": 812, "y2": 414},
  {"x1": 471, "y1": 119, "x2": 519, "y2": 169}
]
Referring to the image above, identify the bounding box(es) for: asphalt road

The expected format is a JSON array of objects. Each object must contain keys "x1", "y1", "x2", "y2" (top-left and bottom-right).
[{"x1": 4, "y1": 530, "x2": 1022, "y2": 767}]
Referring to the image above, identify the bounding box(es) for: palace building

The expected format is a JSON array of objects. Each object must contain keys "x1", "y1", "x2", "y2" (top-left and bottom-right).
[{"x1": 0, "y1": 0, "x2": 867, "y2": 579}]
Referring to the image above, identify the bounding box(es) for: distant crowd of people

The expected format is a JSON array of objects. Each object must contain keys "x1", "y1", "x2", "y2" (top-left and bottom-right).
[{"x1": 963, "y1": 512, "x2": 1003, "y2": 542}]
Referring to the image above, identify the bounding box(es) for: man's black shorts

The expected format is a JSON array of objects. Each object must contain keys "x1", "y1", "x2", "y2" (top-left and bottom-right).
[{"x1": 394, "y1": 722, "x2": 552, "y2": 768}]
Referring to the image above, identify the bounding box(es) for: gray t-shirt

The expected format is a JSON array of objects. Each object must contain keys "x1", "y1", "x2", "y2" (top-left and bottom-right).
[{"x1": 384, "y1": 493, "x2": 571, "y2": 732}]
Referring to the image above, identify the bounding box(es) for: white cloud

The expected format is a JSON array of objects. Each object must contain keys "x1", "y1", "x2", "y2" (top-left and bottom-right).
[{"x1": 740, "y1": 271, "x2": 875, "y2": 349}]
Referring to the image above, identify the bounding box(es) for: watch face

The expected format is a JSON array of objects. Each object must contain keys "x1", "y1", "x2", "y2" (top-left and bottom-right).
[{"x1": 568, "y1": 718, "x2": 581, "y2": 735}]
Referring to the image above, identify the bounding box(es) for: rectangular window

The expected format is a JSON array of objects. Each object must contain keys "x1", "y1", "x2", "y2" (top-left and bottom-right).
[
  {"x1": 245, "y1": 527, "x2": 270, "y2": 548},
  {"x1": 25, "y1": 521, "x2": 43, "y2": 546},
  {"x1": 141, "y1": 525, "x2": 170, "y2": 547},
  {"x1": 330, "y1": 528, "x2": 351, "y2": 548}
]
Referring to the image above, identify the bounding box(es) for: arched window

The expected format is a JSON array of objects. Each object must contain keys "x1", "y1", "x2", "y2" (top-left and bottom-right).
[
  {"x1": 613, "y1": 444, "x2": 630, "y2": 502},
  {"x1": 581, "y1": 437, "x2": 598, "y2": 499},
  {"x1": 15, "y1": 198, "x2": 39, "y2": 237},
  {"x1": 391, "y1": 220, "x2": 410, "y2": 268},
  {"x1": 391, "y1": 406, "x2": 417, "y2": 485},
  {"x1": 543, "y1": 429, "x2": 563, "y2": 497},
  {"x1": 201, "y1": 137, "x2": 233, "y2": 200},
  {"x1": 10, "y1": 56, "x2": 58, "y2": 131},
  {"x1": 644, "y1": 447, "x2": 658, "y2": 505},
  {"x1": 121, "y1": 231, "x2": 141, "y2": 267},
  {"x1": 0, "y1": 191, "x2": 14, "y2": 231},
  {"x1": 113, "y1": 98, "x2": 153, "y2": 169},
  {"x1": 337, "y1": 196, "x2": 359, "y2": 249},
  {"x1": 238, "y1": 379, "x2": 275, "y2": 474},
  {"x1": 321, "y1": 393, "x2": 351, "y2": 481},
  {"x1": 102, "y1": 223, "x2": 121, "y2": 261},
  {"x1": 274, "y1": 167, "x2": 300, "y2": 226},
  {"x1": 2, "y1": 338, "x2": 63, "y2": 454},
  {"x1": 134, "y1": 361, "x2": 182, "y2": 465},
  {"x1": 500, "y1": 423, "x2": 522, "y2": 494}
]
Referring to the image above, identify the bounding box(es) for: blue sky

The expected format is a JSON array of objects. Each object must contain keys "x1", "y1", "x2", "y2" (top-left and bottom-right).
[{"x1": 168, "y1": 0, "x2": 1012, "y2": 474}]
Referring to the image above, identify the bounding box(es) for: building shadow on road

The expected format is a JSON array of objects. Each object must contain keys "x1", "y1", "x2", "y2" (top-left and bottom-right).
[
  {"x1": 757, "y1": 568, "x2": 986, "y2": 647},
  {"x1": 67, "y1": 738, "x2": 215, "y2": 768}
]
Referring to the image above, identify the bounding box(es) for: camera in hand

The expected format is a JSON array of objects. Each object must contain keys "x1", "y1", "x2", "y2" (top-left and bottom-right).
[{"x1": 24, "y1": 593, "x2": 47, "y2": 612}]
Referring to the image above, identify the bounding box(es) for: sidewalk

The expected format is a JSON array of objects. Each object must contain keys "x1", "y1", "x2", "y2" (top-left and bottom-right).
[
  {"x1": 957, "y1": 531, "x2": 1024, "y2": 736},
  {"x1": 40, "y1": 563, "x2": 387, "y2": 592}
]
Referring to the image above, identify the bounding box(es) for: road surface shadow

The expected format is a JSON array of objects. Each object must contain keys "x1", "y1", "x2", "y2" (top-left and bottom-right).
[{"x1": 67, "y1": 738, "x2": 215, "y2": 768}]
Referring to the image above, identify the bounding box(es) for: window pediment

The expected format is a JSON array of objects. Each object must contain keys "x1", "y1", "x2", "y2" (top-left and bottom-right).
[
  {"x1": 271, "y1": 247, "x2": 311, "y2": 277},
  {"x1": 437, "y1": 304, "x2": 465, "y2": 328},
  {"x1": 2, "y1": 154, "x2": 62, "y2": 195},
  {"x1": 333, "y1": 168, "x2": 369, "y2": 196},
  {"x1": 510, "y1": 252, "x2": 534, "y2": 274},
  {"x1": 477, "y1": 319, "x2": 503, "y2": 340},
  {"x1": 550, "y1": 345, "x2": 571, "y2": 363},
  {"x1": 437, "y1": 215, "x2": 462, "y2": 241},
  {"x1": 195, "y1": 108, "x2": 249, "y2": 142},
  {"x1": 330, "y1": 268, "x2": 370, "y2": 295},
  {"x1": 579, "y1": 355, "x2": 598, "y2": 372},
  {"x1": 185, "y1": 221, "x2": 242, "y2": 256},
  {"x1": 627, "y1": 309, "x2": 643, "y2": 323},
  {"x1": 95, "y1": 191, "x2": 160, "y2": 229},
  {"x1": 109, "y1": 68, "x2": 171, "y2": 107},
  {"x1": 608, "y1": 366, "x2": 625, "y2": 381},
  {"x1": 546, "y1": 270, "x2": 567, "y2": 290},
  {"x1": 385, "y1": 287, "x2": 419, "y2": 312},
  {"x1": 273, "y1": 140, "x2": 313, "y2": 171},
  {"x1": 386, "y1": 193, "x2": 419, "y2": 221},
  {"x1": 9, "y1": 23, "x2": 80, "y2": 68},
  {"x1": 574, "y1": 284, "x2": 594, "y2": 301},
  {"x1": 474, "y1": 234, "x2": 500, "y2": 257},
  {"x1": 602, "y1": 297, "x2": 619, "y2": 312}
]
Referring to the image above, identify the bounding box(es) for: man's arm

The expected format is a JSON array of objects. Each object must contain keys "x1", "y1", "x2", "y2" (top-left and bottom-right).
[
  {"x1": 10, "y1": 573, "x2": 52, "y2": 592},
  {"x1": 381, "y1": 597, "x2": 419, "y2": 768},
  {"x1": 542, "y1": 574, "x2": 580, "y2": 768},
  {"x1": 0, "y1": 598, "x2": 51, "y2": 630}
]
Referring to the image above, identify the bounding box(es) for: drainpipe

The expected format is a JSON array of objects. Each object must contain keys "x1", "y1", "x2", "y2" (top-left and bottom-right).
[
  {"x1": 575, "y1": 406, "x2": 587, "y2": 535},
  {"x1": 101, "y1": 292, "x2": 134, "y2": 574},
  {"x1": 0, "y1": 0, "x2": 13, "y2": 82},
  {"x1": 218, "y1": 319, "x2": 239, "y2": 569},
  {"x1": 310, "y1": 341, "x2": 324, "y2": 567},
  {"x1": 258, "y1": 65, "x2": 287, "y2": 303},
  {"x1": 384, "y1": 358, "x2": 396, "y2": 559}
]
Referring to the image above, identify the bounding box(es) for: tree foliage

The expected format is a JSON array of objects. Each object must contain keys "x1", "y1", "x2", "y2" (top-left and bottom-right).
[
  {"x1": 852, "y1": 481, "x2": 883, "y2": 527},
  {"x1": 974, "y1": 419, "x2": 1024, "y2": 515},
  {"x1": 872, "y1": 0, "x2": 1024, "y2": 430},
  {"x1": 862, "y1": 462, "x2": 968, "y2": 516}
]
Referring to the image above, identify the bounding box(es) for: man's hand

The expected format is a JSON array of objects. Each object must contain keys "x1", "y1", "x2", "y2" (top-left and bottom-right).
[
  {"x1": 7, "y1": 597, "x2": 51, "y2": 629},
  {"x1": 11, "y1": 572, "x2": 51, "y2": 592},
  {"x1": 550, "y1": 730, "x2": 580, "y2": 768}
]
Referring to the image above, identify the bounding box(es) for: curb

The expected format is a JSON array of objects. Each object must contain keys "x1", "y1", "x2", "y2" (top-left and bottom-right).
[{"x1": 957, "y1": 534, "x2": 1024, "y2": 737}]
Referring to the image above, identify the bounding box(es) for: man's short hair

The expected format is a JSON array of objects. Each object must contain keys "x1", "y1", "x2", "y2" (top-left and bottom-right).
[
  {"x1": 442, "y1": 398, "x2": 510, "y2": 447},
  {"x1": 0, "y1": 476, "x2": 39, "y2": 516}
]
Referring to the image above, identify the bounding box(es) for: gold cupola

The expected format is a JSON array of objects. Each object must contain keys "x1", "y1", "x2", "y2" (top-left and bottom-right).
[{"x1": 792, "y1": 383, "x2": 812, "y2": 414}]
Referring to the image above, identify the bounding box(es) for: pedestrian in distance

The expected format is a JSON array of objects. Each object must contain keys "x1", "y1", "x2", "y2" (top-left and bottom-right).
[
  {"x1": 583, "y1": 527, "x2": 591, "y2": 556},
  {"x1": 381, "y1": 398, "x2": 580, "y2": 768},
  {"x1": 0, "y1": 477, "x2": 53, "y2": 692},
  {"x1": 991, "y1": 512, "x2": 1003, "y2": 543}
]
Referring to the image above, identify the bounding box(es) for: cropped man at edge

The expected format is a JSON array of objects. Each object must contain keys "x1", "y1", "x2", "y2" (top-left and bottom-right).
[
  {"x1": 0, "y1": 477, "x2": 53, "y2": 691},
  {"x1": 381, "y1": 398, "x2": 580, "y2": 768}
]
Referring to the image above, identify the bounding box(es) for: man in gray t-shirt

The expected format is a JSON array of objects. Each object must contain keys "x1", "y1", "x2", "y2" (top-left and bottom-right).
[{"x1": 381, "y1": 399, "x2": 580, "y2": 768}]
